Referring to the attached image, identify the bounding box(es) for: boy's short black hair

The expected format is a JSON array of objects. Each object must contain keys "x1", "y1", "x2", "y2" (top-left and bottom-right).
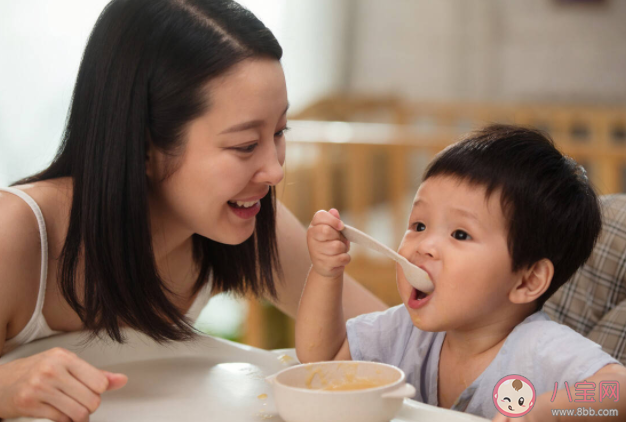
[{"x1": 424, "y1": 124, "x2": 602, "y2": 309}]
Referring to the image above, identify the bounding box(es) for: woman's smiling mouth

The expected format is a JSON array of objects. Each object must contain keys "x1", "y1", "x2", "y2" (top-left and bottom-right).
[
  {"x1": 227, "y1": 190, "x2": 269, "y2": 219},
  {"x1": 227, "y1": 195, "x2": 264, "y2": 219}
]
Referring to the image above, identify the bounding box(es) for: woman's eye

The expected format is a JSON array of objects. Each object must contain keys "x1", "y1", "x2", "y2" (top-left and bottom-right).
[
  {"x1": 234, "y1": 143, "x2": 258, "y2": 153},
  {"x1": 413, "y1": 222, "x2": 426, "y2": 232},
  {"x1": 275, "y1": 126, "x2": 291, "y2": 137},
  {"x1": 452, "y1": 230, "x2": 471, "y2": 241}
]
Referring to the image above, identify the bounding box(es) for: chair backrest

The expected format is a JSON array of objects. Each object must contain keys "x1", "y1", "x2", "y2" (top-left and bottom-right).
[{"x1": 544, "y1": 194, "x2": 626, "y2": 365}]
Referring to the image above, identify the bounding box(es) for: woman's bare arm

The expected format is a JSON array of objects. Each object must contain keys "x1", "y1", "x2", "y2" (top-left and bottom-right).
[
  {"x1": 0, "y1": 192, "x2": 127, "y2": 421},
  {"x1": 271, "y1": 201, "x2": 387, "y2": 320}
]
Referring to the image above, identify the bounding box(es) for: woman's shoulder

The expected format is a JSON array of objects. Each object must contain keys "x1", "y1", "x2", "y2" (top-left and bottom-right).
[
  {"x1": 0, "y1": 178, "x2": 73, "y2": 291},
  {"x1": 2, "y1": 178, "x2": 73, "y2": 248},
  {"x1": 0, "y1": 178, "x2": 74, "y2": 336},
  {"x1": 0, "y1": 181, "x2": 54, "y2": 260}
]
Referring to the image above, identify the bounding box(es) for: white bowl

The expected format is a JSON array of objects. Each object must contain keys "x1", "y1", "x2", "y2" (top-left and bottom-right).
[{"x1": 266, "y1": 361, "x2": 416, "y2": 422}]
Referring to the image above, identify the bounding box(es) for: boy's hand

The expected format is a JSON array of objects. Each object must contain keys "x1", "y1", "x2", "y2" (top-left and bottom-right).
[{"x1": 307, "y1": 209, "x2": 351, "y2": 278}]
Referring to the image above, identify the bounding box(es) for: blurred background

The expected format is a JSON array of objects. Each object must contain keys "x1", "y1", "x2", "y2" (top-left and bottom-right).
[{"x1": 2, "y1": 0, "x2": 625, "y2": 349}]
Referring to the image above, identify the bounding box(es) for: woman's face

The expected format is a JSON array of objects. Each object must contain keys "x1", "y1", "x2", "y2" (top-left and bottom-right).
[{"x1": 147, "y1": 58, "x2": 288, "y2": 246}]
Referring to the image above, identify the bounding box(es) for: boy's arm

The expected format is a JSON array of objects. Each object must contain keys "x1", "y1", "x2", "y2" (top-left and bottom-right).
[
  {"x1": 295, "y1": 209, "x2": 353, "y2": 363},
  {"x1": 270, "y1": 201, "x2": 387, "y2": 320},
  {"x1": 295, "y1": 269, "x2": 352, "y2": 363},
  {"x1": 493, "y1": 363, "x2": 626, "y2": 422}
]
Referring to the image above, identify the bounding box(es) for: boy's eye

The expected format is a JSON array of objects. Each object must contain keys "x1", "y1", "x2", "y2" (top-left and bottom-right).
[
  {"x1": 452, "y1": 230, "x2": 471, "y2": 241},
  {"x1": 234, "y1": 143, "x2": 258, "y2": 153},
  {"x1": 413, "y1": 222, "x2": 426, "y2": 232}
]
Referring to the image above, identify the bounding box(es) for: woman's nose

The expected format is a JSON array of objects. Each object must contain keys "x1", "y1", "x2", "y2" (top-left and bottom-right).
[{"x1": 254, "y1": 140, "x2": 285, "y2": 186}]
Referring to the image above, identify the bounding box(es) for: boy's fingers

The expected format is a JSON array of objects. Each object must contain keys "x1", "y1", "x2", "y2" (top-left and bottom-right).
[
  {"x1": 312, "y1": 210, "x2": 344, "y2": 231},
  {"x1": 340, "y1": 233, "x2": 350, "y2": 250},
  {"x1": 338, "y1": 253, "x2": 351, "y2": 266},
  {"x1": 311, "y1": 225, "x2": 343, "y2": 242},
  {"x1": 328, "y1": 208, "x2": 340, "y2": 220},
  {"x1": 318, "y1": 240, "x2": 349, "y2": 257}
]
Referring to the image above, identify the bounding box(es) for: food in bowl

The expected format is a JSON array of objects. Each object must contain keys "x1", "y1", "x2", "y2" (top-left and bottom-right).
[
  {"x1": 266, "y1": 361, "x2": 415, "y2": 422},
  {"x1": 304, "y1": 362, "x2": 394, "y2": 391}
]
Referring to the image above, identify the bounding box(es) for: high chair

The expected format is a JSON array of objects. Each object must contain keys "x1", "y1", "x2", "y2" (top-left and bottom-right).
[{"x1": 545, "y1": 194, "x2": 626, "y2": 365}]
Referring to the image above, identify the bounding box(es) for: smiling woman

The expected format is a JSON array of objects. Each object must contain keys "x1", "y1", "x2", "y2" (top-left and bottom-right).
[
  {"x1": 146, "y1": 58, "x2": 288, "y2": 248},
  {"x1": 10, "y1": 0, "x2": 286, "y2": 344},
  {"x1": 0, "y1": 0, "x2": 386, "y2": 420}
]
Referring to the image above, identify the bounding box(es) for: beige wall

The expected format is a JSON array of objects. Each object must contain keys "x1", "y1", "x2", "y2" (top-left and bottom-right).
[{"x1": 348, "y1": 0, "x2": 626, "y2": 104}]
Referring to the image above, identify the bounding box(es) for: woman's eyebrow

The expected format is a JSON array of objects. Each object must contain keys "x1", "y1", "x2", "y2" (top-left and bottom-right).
[
  {"x1": 219, "y1": 104, "x2": 290, "y2": 135},
  {"x1": 220, "y1": 119, "x2": 264, "y2": 134}
]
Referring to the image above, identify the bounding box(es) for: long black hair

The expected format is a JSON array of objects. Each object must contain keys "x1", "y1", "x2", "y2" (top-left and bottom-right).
[{"x1": 13, "y1": 0, "x2": 283, "y2": 342}]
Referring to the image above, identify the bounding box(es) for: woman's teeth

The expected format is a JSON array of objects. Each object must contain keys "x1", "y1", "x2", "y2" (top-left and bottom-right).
[{"x1": 229, "y1": 200, "x2": 258, "y2": 208}]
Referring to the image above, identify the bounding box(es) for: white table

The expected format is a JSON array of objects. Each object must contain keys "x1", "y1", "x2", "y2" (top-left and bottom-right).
[{"x1": 0, "y1": 331, "x2": 488, "y2": 421}]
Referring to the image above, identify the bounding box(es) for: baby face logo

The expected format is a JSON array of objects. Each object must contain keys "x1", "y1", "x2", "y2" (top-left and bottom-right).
[{"x1": 493, "y1": 375, "x2": 536, "y2": 417}]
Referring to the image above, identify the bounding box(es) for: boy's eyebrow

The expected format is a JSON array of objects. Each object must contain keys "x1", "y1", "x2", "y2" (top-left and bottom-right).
[
  {"x1": 412, "y1": 198, "x2": 428, "y2": 207},
  {"x1": 450, "y1": 208, "x2": 483, "y2": 225},
  {"x1": 411, "y1": 200, "x2": 484, "y2": 227}
]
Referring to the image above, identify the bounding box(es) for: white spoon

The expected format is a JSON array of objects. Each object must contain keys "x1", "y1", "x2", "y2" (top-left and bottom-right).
[{"x1": 341, "y1": 224, "x2": 434, "y2": 293}]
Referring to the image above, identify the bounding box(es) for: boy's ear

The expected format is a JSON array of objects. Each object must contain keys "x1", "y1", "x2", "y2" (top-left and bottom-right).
[{"x1": 509, "y1": 259, "x2": 554, "y2": 305}]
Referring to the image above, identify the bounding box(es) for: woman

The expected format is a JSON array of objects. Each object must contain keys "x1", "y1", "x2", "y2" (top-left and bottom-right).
[{"x1": 0, "y1": 0, "x2": 386, "y2": 420}]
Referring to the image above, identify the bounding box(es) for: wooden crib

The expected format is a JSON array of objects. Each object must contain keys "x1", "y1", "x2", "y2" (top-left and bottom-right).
[{"x1": 242, "y1": 97, "x2": 626, "y2": 349}]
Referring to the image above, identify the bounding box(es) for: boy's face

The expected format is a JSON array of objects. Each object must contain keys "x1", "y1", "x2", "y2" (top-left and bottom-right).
[{"x1": 396, "y1": 175, "x2": 521, "y2": 332}]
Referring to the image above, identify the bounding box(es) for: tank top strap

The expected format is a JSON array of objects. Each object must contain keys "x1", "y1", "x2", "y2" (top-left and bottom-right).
[{"x1": 0, "y1": 187, "x2": 49, "y2": 320}]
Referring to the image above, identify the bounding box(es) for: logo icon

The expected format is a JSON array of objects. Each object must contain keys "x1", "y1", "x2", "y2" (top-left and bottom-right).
[{"x1": 493, "y1": 375, "x2": 536, "y2": 417}]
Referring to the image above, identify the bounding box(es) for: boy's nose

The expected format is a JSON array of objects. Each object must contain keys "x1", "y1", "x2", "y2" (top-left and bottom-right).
[
  {"x1": 415, "y1": 234, "x2": 438, "y2": 259},
  {"x1": 398, "y1": 234, "x2": 438, "y2": 261}
]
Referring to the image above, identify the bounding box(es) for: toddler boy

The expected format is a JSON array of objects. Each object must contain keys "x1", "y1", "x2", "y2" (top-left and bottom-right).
[{"x1": 295, "y1": 125, "x2": 626, "y2": 421}]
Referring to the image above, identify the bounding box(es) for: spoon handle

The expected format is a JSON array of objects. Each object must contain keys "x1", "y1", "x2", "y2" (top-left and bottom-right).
[
  {"x1": 342, "y1": 224, "x2": 434, "y2": 293},
  {"x1": 341, "y1": 224, "x2": 406, "y2": 264}
]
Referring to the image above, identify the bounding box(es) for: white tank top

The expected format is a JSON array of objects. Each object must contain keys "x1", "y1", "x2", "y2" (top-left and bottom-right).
[{"x1": 0, "y1": 187, "x2": 212, "y2": 356}]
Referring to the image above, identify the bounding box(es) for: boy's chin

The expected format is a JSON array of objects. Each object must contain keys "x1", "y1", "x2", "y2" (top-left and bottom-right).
[
  {"x1": 404, "y1": 304, "x2": 430, "y2": 330},
  {"x1": 403, "y1": 303, "x2": 444, "y2": 333}
]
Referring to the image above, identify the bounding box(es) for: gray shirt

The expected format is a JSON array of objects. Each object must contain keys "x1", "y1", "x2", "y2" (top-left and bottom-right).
[{"x1": 346, "y1": 305, "x2": 619, "y2": 420}]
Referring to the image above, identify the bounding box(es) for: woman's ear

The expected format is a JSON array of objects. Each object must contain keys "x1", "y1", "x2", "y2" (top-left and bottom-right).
[{"x1": 509, "y1": 259, "x2": 554, "y2": 304}]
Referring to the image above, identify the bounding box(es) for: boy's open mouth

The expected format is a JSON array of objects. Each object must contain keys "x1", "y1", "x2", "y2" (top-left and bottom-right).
[
  {"x1": 408, "y1": 287, "x2": 430, "y2": 309},
  {"x1": 412, "y1": 288, "x2": 428, "y2": 301}
]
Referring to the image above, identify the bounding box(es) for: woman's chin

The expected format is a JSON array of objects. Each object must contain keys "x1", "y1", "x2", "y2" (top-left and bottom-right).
[{"x1": 210, "y1": 227, "x2": 255, "y2": 245}]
